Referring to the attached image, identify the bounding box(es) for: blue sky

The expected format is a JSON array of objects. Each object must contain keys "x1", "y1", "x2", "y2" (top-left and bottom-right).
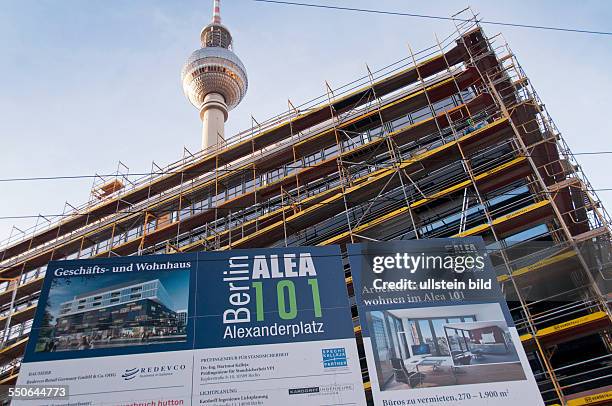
[{"x1": 1, "y1": 0, "x2": 611, "y2": 240}]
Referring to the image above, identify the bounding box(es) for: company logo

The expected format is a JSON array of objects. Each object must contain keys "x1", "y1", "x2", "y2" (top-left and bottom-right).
[
  {"x1": 122, "y1": 368, "x2": 139, "y2": 381},
  {"x1": 120, "y1": 364, "x2": 186, "y2": 381},
  {"x1": 288, "y1": 387, "x2": 320, "y2": 395},
  {"x1": 320, "y1": 383, "x2": 355, "y2": 395},
  {"x1": 322, "y1": 347, "x2": 348, "y2": 368},
  {"x1": 288, "y1": 384, "x2": 355, "y2": 397}
]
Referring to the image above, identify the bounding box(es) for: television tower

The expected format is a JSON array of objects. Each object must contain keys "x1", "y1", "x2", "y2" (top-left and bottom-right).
[{"x1": 181, "y1": 0, "x2": 248, "y2": 151}]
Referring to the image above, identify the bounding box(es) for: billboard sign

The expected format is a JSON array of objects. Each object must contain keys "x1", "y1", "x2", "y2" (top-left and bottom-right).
[
  {"x1": 348, "y1": 237, "x2": 544, "y2": 405},
  {"x1": 15, "y1": 246, "x2": 366, "y2": 405}
]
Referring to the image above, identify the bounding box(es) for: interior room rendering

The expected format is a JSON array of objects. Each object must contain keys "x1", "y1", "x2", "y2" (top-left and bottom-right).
[{"x1": 367, "y1": 303, "x2": 527, "y2": 391}]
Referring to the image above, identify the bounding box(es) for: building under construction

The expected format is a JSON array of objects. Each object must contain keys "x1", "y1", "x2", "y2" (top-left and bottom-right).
[{"x1": 0, "y1": 6, "x2": 610, "y2": 405}]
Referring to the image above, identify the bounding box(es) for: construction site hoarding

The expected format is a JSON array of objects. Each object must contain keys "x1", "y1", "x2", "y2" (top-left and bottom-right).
[
  {"x1": 349, "y1": 237, "x2": 544, "y2": 405},
  {"x1": 13, "y1": 246, "x2": 366, "y2": 406}
]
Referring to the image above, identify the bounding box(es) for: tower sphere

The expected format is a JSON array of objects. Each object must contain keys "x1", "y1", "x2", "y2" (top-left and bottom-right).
[{"x1": 181, "y1": 8, "x2": 248, "y2": 113}]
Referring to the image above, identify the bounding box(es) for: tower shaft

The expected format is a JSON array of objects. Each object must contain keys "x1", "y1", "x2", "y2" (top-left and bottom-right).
[{"x1": 200, "y1": 93, "x2": 228, "y2": 150}]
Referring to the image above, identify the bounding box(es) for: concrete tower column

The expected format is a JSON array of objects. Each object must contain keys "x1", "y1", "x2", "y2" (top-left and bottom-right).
[
  {"x1": 181, "y1": 0, "x2": 248, "y2": 153},
  {"x1": 200, "y1": 93, "x2": 228, "y2": 150}
]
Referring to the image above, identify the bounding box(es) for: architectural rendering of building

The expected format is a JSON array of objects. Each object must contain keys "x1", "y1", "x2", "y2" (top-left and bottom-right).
[
  {"x1": 52, "y1": 280, "x2": 181, "y2": 342},
  {"x1": 176, "y1": 309, "x2": 187, "y2": 327},
  {"x1": 0, "y1": 3, "x2": 610, "y2": 405}
]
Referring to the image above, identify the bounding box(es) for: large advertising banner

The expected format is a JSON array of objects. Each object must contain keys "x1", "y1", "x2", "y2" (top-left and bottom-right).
[
  {"x1": 348, "y1": 237, "x2": 544, "y2": 405},
  {"x1": 191, "y1": 246, "x2": 366, "y2": 405},
  {"x1": 15, "y1": 246, "x2": 366, "y2": 406}
]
